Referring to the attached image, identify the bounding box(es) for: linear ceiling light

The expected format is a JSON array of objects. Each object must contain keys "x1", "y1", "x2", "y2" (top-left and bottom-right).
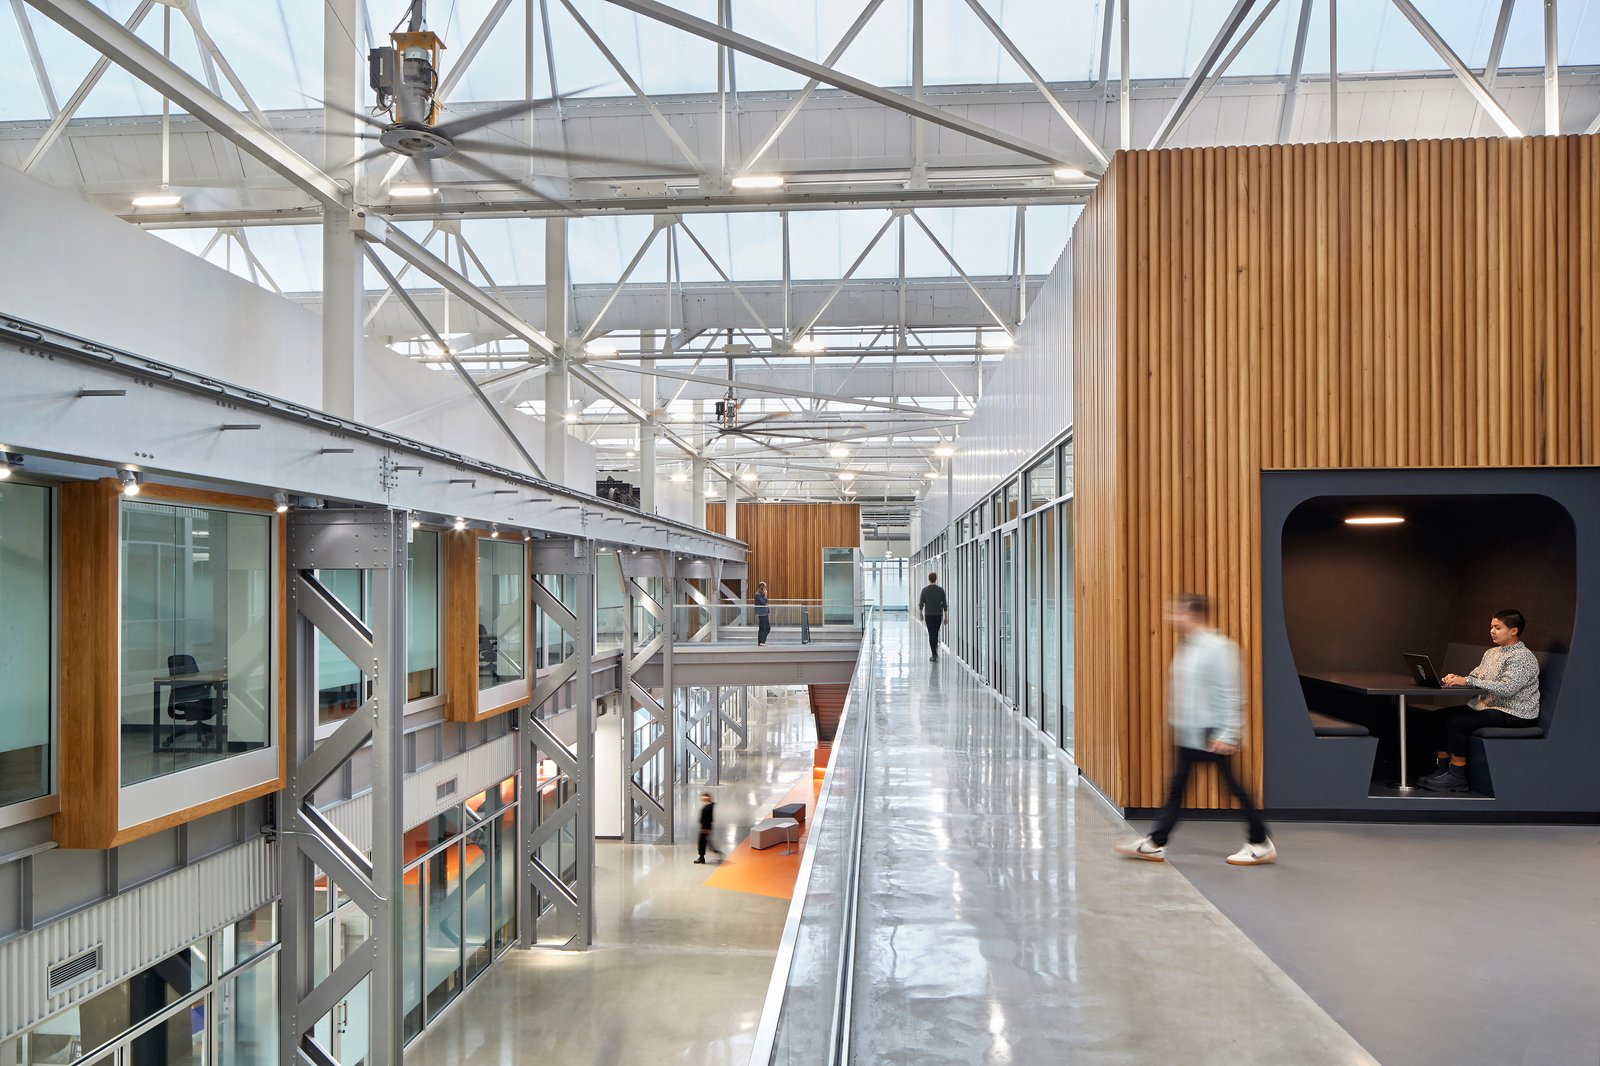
[
  {"x1": 793, "y1": 336, "x2": 827, "y2": 353},
  {"x1": 1344, "y1": 508, "x2": 1405, "y2": 526},
  {"x1": 981, "y1": 333, "x2": 1013, "y2": 351},
  {"x1": 731, "y1": 174, "x2": 785, "y2": 190},
  {"x1": 131, "y1": 191, "x2": 182, "y2": 208},
  {"x1": 1053, "y1": 166, "x2": 1089, "y2": 181},
  {"x1": 935, "y1": 445, "x2": 955, "y2": 458},
  {"x1": 390, "y1": 185, "x2": 439, "y2": 198}
]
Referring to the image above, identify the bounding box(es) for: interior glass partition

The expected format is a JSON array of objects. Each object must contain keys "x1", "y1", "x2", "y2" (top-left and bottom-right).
[
  {"x1": 0, "y1": 480, "x2": 51, "y2": 810},
  {"x1": 999, "y1": 531, "x2": 1016, "y2": 706},
  {"x1": 119, "y1": 500, "x2": 272, "y2": 786},
  {"x1": 407, "y1": 530, "x2": 440, "y2": 700},
  {"x1": 1024, "y1": 513, "x2": 1043, "y2": 725},
  {"x1": 477, "y1": 539, "x2": 526, "y2": 691},
  {"x1": 1040, "y1": 507, "x2": 1060, "y2": 742},
  {"x1": 1059, "y1": 499, "x2": 1075, "y2": 752}
]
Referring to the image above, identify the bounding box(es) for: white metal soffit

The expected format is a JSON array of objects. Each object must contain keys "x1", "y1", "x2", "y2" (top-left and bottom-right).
[{"x1": 4, "y1": 0, "x2": 1597, "y2": 513}]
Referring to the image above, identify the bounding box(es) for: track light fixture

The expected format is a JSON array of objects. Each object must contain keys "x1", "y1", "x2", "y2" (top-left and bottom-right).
[
  {"x1": 118, "y1": 469, "x2": 142, "y2": 496},
  {"x1": 0, "y1": 452, "x2": 20, "y2": 479},
  {"x1": 454, "y1": 516, "x2": 467, "y2": 531},
  {"x1": 272, "y1": 491, "x2": 289, "y2": 513},
  {"x1": 490, "y1": 523, "x2": 500, "y2": 538},
  {"x1": 410, "y1": 513, "x2": 422, "y2": 530}
]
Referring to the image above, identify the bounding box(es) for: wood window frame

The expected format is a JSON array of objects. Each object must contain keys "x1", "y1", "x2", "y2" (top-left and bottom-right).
[
  {"x1": 445, "y1": 530, "x2": 531, "y2": 723},
  {"x1": 56, "y1": 480, "x2": 287, "y2": 849}
]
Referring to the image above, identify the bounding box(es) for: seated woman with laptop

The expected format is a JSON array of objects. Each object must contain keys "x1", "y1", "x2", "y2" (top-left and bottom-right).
[{"x1": 1420, "y1": 609, "x2": 1541, "y2": 792}]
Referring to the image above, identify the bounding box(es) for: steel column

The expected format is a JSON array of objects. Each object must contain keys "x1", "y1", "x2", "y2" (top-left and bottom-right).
[
  {"x1": 620, "y1": 550, "x2": 675, "y2": 843},
  {"x1": 278, "y1": 509, "x2": 406, "y2": 1066},
  {"x1": 526, "y1": 539, "x2": 596, "y2": 948}
]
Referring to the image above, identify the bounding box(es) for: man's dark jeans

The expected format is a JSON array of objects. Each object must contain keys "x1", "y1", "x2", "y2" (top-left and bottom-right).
[
  {"x1": 924, "y1": 613, "x2": 943, "y2": 658},
  {"x1": 1150, "y1": 745, "x2": 1268, "y2": 847}
]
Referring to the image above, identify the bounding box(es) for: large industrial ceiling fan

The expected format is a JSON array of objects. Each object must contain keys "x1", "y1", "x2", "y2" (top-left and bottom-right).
[{"x1": 328, "y1": 0, "x2": 677, "y2": 211}]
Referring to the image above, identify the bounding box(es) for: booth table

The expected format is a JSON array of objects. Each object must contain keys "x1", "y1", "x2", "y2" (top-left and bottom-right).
[{"x1": 1299, "y1": 672, "x2": 1484, "y2": 792}]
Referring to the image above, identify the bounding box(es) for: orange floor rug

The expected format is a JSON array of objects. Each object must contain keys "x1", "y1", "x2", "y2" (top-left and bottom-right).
[{"x1": 703, "y1": 773, "x2": 825, "y2": 900}]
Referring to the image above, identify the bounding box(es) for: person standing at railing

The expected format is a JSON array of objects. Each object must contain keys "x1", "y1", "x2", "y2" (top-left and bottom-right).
[
  {"x1": 755, "y1": 581, "x2": 771, "y2": 646},
  {"x1": 918, "y1": 573, "x2": 949, "y2": 663}
]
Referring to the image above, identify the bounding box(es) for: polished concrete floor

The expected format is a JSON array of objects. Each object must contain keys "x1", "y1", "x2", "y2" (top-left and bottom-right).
[
  {"x1": 407, "y1": 688, "x2": 816, "y2": 1065},
  {"x1": 848, "y1": 622, "x2": 1376, "y2": 1065}
]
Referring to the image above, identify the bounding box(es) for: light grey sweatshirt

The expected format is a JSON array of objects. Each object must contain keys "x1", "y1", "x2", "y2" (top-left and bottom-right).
[
  {"x1": 1466, "y1": 642, "x2": 1541, "y2": 719},
  {"x1": 1168, "y1": 627, "x2": 1242, "y2": 751}
]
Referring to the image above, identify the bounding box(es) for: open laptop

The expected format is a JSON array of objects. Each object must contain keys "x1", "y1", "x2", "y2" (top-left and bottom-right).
[{"x1": 1402, "y1": 652, "x2": 1444, "y2": 688}]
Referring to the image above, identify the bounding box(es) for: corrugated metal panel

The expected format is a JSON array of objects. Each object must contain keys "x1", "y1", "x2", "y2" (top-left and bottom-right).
[
  {"x1": 920, "y1": 252, "x2": 1076, "y2": 538},
  {"x1": 320, "y1": 732, "x2": 520, "y2": 855},
  {"x1": 0, "y1": 838, "x2": 275, "y2": 1039}
]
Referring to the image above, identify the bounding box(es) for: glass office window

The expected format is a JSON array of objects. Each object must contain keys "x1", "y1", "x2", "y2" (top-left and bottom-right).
[
  {"x1": 1060, "y1": 500, "x2": 1076, "y2": 753},
  {"x1": 493, "y1": 804, "x2": 517, "y2": 951},
  {"x1": 216, "y1": 955, "x2": 276, "y2": 1065},
  {"x1": 477, "y1": 539, "x2": 526, "y2": 688},
  {"x1": 536, "y1": 574, "x2": 578, "y2": 670},
  {"x1": 463, "y1": 820, "x2": 493, "y2": 982},
  {"x1": 1027, "y1": 455, "x2": 1057, "y2": 510},
  {"x1": 1005, "y1": 481, "x2": 1020, "y2": 522},
  {"x1": 218, "y1": 901, "x2": 277, "y2": 973},
  {"x1": 408, "y1": 530, "x2": 440, "y2": 701},
  {"x1": 1041, "y1": 508, "x2": 1061, "y2": 743},
  {"x1": 317, "y1": 569, "x2": 366, "y2": 726},
  {"x1": 120, "y1": 502, "x2": 272, "y2": 786},
  {"x1": 596, "y1": 550, "x2": 626, "y2": 653},
  {"x1": 0, "y1": 481, "x2": 51, "y2": 808},
  {"x1": 1025, "y1": 515, "x2": 1043, "y2": 725},
  {"x1": 424, "y1": 842, "x2": 463, "y2": 1020}
]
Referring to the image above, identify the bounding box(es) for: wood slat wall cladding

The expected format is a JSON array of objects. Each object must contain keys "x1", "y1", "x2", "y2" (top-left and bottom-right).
[
  {"x1": 1073, "y1": 135, "x2": 1600, "y2": 811},
  {"x1": 704, "y1": 503, "x2": 860, "y2": 602}
]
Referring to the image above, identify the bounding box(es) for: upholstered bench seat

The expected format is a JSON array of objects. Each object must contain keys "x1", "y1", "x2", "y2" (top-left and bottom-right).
[
  {"x1": 1309, "y1": 711, "x2": 1370, "y2": 737},
  {"x1": 749, "y1": 817, "x2": 800, "y2": 850}
]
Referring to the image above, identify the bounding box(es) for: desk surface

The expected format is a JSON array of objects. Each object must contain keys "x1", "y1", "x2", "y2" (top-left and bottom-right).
[
  {"x1": 153, "y1": 673, "x2": 229, "y2": 684},
  {"x1": 1300, "y1": 671, "x2": 1485, "y2": 698}
]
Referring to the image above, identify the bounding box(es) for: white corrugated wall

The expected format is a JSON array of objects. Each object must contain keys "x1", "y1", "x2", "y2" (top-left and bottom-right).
[
  {"x1": 0, "y1": 838, "x2": 275, "y2": 1039},
  {"x1": 919, "y1": 247, "x2": 1075, "y2": 543}
]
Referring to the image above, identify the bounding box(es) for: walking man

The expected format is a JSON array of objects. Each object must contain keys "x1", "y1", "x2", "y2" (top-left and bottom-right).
[
  {"x1": 1116, "y1": 594, "x2": 1277, "y2": 865},
  {"x1": 694, "y1": 791, "x2": 724, "y2": 864},
  {"x1": 754, "y1": 581, "x2": 771, "y2": 646},
  {"x1": 918, "y1": 572, "x2": 949, "y2": 663}
]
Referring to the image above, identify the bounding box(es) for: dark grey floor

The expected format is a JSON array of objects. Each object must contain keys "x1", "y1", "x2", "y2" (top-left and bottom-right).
[{"x1": 1158, "y1": 820, "x2": 1600, "y2": 1066}]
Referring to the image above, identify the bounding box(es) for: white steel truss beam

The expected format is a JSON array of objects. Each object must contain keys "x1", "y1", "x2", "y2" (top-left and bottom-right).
[
  {"x1": 601, "y1": 0, "x2": 1066, "y2": 164},
  {"x1": 1387, "y1": 0, "x2": 1524, "y2": 138}
]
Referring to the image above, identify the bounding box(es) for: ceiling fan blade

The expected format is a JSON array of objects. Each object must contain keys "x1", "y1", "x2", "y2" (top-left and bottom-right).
[
  {"x1": 342, "y1": 143, "x2": 398, "y2": 170},
  {"x1": 448, "y1": 137, "x2": 694, "y2": 174},
  {"x1": 432, "y1": 84, "x2": 603, "y2": 140},
  {"x1": 733, "y1": 411, "x2": 794, "y2": 432},
  {"x1": 444, "y1": 153, "x2": 579, "y2": 215},
  {"x1": 310, "y1": 98, "x2": 389, "y2": 129}
]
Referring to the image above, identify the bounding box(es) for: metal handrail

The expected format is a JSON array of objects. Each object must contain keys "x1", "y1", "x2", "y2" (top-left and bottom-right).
[{"x1": 746, "y1": 605, "x2": 881, "y2": 1066}]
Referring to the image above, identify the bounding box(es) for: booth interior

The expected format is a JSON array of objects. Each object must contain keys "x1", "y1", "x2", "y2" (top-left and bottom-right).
[{"x1": 1262, "y1": 469, "x2": 1597, "y2": 817}]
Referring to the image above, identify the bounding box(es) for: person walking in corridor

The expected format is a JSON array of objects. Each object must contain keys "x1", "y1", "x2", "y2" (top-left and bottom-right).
[
  {"x1": 754, "y1": 581, "x2": 771, "y2": 646},
  {"x1": 1116, "y1": 594, "x2": 1277, "y2": 866},
  {"x1": 918, "y1": 572, "x2": 949, "y2": 663},
  {"x1": 695, "y1": 792, "x2": 724, "y2": 864}
]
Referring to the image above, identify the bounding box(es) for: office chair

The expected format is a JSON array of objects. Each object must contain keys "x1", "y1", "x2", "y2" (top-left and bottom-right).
[{"x1": 163, "y1": 653, "x2": 219, "y2": 752}]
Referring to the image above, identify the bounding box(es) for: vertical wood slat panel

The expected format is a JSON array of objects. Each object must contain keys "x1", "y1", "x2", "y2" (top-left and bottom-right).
[
  {"x1": 704, "y1": 503, "x2": 860, "y2": 603},
  {"x1": 1073, "y1": 135, "x2": 1600, "y2": 810}
]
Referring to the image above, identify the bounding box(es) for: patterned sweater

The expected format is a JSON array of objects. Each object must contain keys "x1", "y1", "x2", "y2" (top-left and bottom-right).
[{"x1": 1466, "y1": 643, "x2": 1541, "y2": 719}]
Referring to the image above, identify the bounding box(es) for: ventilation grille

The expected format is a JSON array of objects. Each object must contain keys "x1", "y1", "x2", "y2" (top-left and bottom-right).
[
  {"x1": 48, "y1": 947, "x2": 102, "y2": 997},
  {"x1": 436, "y1": 777, "x2": 458, "y2": 801}
]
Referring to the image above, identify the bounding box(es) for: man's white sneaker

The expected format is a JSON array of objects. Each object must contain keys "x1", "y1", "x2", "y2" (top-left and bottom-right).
[
  {"x1": 1114, "y1": 836, "x2": 1166, "y2": 862},
  {"x1": 1226, "y1": 838, "x2": 1278, "y2": 866}
]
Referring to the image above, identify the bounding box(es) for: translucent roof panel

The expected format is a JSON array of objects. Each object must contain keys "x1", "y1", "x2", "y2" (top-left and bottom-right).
[{"x1": 5, "y1": 0, "x2": 1596, "y2": 126}]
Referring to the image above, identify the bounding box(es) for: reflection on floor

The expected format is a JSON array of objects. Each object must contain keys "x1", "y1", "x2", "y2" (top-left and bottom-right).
[
  {"x1": 849, "y1": 620, "x2": 1376, "y2": 1066},
  {"x1": 406, "y1": 689, "x2": 817, "y2": 1065}
]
